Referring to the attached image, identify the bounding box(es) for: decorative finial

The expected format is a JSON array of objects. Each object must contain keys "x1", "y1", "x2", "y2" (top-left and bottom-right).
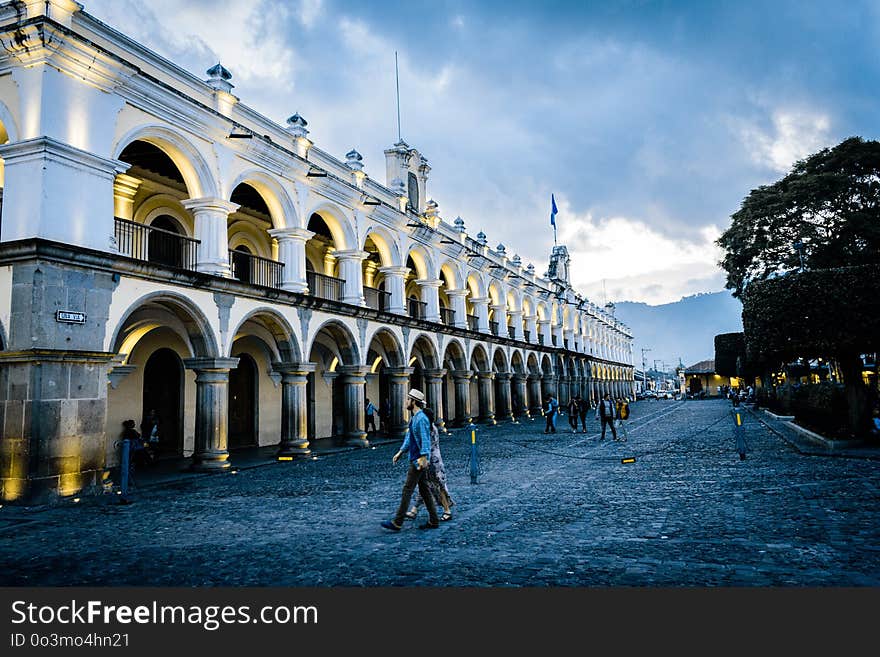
[
  {"x1": 206, "y1": 63, "x2": 233, "y2": 92},
  {"x1": 345, "y1": 148, "x2": 363, "y2": 171},
  {"x1": 453, "y1": 216, "x2": 466, "y2": 232},
  {"x1": 476, "y1": 231, "x2": 487, "y2": 245},
  {"x1": 496, "y1": 243, "x2": 506, "y2": 255},
  {"x1": 286, "y1": 113, "x2": 309, "y2": 138}
]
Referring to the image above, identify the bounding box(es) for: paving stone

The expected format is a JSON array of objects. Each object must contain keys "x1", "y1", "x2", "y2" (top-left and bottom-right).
[{"x1": 1, "y1": 399, "x2": 879, "y2": 586}]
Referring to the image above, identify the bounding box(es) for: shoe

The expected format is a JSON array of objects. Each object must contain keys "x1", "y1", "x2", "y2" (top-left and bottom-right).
[
  {"x1": 440, "y1": 512, "x2": 453, "y2": 521},
  {"x1": 405, "y1": 508, "x2": 417, "y2": 520},
  {"x1": 381, "y1": 520, "x2": 402, "y2": 532},
  {"x1": 418, "y1": 522, "x2": 440, "y2": 530}
]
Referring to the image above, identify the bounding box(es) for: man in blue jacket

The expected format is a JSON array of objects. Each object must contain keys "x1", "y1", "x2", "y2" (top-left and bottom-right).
[{"x1": 381, "y1": 389, "x2": 441, "y2": 531}]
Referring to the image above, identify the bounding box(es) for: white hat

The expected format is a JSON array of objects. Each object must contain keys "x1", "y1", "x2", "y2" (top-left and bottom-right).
[{"x1": 408, "y1": 388, "x2": 426, "y2": 402}]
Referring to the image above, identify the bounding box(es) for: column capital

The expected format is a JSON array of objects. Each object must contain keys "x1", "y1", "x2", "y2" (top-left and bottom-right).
[
  {"x1": 268, "y1": 227, "x2": 314, "y2": 242},
  {"x1": 181, "y1": 197, "x2": 240, "y2": 215},
  {"x1": 334, "y1": 249, "x2": 370, "y2": 262},
  {"x1": 451, "y1": 369, "x2": 473, "y2": 381},
  {"x1": 511, "y1": 373, "x2": 528, "y2": 382},
  {"x1": 385, "y1": 366, "x2": 415, "y2": 378},
  {"x1": 272, "y1": 361, "x2": 316, "y2": 376},
  {"x1": 446, "y1": 288, "x2": 469, "y2": 299},
  {"x1": 527, "y1": 373, "x2": 542, "y2": 381},
  {"x1": 378, "y1": 265, "x2": 411, "y2": 277},
  {"x1": 469, "y1": 296, "x2": 490, "y2": 305},
  {"x1": 183, "y1": 357, "x2": 240, "y2": 372},
  {"x1": 494, "y1": 371, "x2": 512, "y2": 381},
  {"x1": 477, "y1": 371, "x2": 495, "y2": 381},
  {"x1": 113, "y1": 173, "x2": 141, "y2": 200},
  {"x1": 338, "y1": 365, "x2": 370, "y2": 377},
  {"x1": 423, "y1": 368, "x2": 447, "y2": 379},
  {"x1": 415, "y1": 278, "x2": 443, "y2": 288}
]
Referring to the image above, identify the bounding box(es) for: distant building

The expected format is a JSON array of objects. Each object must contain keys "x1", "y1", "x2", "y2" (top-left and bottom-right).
[{"x1": 685, "y1": 360, "x2": 741, "y2": 397}]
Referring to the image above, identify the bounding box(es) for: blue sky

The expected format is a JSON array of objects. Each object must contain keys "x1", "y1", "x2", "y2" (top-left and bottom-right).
[{"x1": 85, "y1": 0, "x2": 880, "y2": 304}]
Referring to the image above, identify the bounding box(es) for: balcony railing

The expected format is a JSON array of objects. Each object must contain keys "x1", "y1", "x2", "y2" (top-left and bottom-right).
[
  {"x1": 523, "y1": 330, "x2": 531, "y2": 342},
  {"x1": 467, "y1": 314, "x2": 479, "y2": 331},
  {"x1": 489, "y1": 320, "x2": 499, "y2": 336},
  {"x1": 564, "y1": 339, "x2": 569, "y2": 350},
  {"x1": 114, "y1": 217, "x2": 199, "y2": 271},
  {"x1": 364, "y1": 286, "x2": 391, "y2": 311},
  {"x1": 551, "y1": 335, "x2": 558, "y2": 346},
  {"x1": 538, "y1": 334, "x2": 545, "y2": 346},
  {"x1": 229, "y1": 249, "x2": 283, "y2": 288},
  {"x1": 440, "y1": 307, "x2": 455, "y2": 326},
  {"x1": 307, "y1": 271, "x2": 345, "y2": 301},
  {"x1": 507, "y1": 325, "x2": 516, "y2": 339},
  {"x1": 408, "y1": 298, "x2": 427, "y2": 320}
]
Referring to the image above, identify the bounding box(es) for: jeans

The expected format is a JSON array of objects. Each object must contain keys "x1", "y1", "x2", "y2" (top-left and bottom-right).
[
  {"x1": 600, "y1": 417, "x2": 617, "y2": 439},
  {"x1": 579, "y1": 413, "x2": 588, "y2": 432},
  {"x1": 394, "y1": 463, "x2": 439, "y2": 526},
  {"x1": 544, "y1": 411, "x2": 556, "y2": 433}
]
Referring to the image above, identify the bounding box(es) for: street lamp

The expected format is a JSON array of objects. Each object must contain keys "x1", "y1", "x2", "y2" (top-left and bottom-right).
[{"x1": 641, "y1": 347, "x2": 651, "y2": 393}]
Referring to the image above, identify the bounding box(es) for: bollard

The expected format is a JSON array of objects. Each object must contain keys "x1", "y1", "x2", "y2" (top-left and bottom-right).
[
  {"x1": 468, "y1": 422, "x2": 480, "y2": 484},
  {"x1": 734, "y1": 410, "x2": 748, "y2": 460}
]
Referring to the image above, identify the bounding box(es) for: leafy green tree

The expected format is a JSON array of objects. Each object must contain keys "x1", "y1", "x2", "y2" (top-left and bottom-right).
[{"x1": 718, "y1": 137, "x2": 880, "y2": 298}]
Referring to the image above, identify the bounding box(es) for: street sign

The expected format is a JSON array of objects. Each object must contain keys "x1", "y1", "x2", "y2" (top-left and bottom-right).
[{"x1": 56, "y1": 310, "x2": 86, "y2": 324}]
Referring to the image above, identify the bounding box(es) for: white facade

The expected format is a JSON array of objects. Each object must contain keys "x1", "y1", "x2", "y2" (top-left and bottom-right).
[{"x1": 0, "y1": 1, "x2": 635, "y2": 503}]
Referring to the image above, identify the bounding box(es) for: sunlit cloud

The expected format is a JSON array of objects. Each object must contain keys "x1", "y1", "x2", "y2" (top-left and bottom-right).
[{"x1": 737, "y1": 109, "x2": 833, "y2": 173}]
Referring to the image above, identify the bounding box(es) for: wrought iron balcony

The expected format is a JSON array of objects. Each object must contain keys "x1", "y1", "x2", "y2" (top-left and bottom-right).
[
  {"x1": 229, "y1": 249, "x2": 283, "y2": 288},
  {"x1": 307, "y1": 271, "x2": 345, "y2": 301},
  {"x1": 114, "y1": 217, "x2": 199, "y2": 271},
  {"x1": 523, "y1": 330, "x2": 531, "y2": 342},
  {"x1": 489, "y1": 320, "x2": 499, "y2": 336},
  {"x1": 364, "y1": 286, "x2": 391, "y2": 311},
  {"x1": 507, "y1": 325, "x2": 516, "y2": 339},
  {"x1": 440, "y1": 307, "x2": 456, "y2": 326},
  {"x1": 538, "y1": 334, "x2": 545, "y2": 345},
  {"x1": 408, "y1": 298, "x2": 427, "y2": 320},
  {"x1": 467, "y1": 314, "x2": 479, "y2": 331},
  {"x1": 551, "y1": 335, "x2": 558, "y2": 346}
]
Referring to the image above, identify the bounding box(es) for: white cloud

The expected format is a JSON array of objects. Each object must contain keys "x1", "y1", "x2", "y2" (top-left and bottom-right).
[
  {"x1": 556, "y1": 198, "x2": 725, "y2": 305},
  {"x1": 738, "y1": 109, "x2": 832, "y2": 173},
  {"x1": 85, "y1": 0, "x2": 298, "y2": 82},
  {"x1": 297, "y1": 0, "x2": 323, "y2": 28}
]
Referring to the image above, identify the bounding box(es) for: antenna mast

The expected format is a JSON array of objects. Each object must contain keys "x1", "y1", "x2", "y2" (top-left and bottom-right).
[{"x1": 395, "y1": 51, "x2": 401, "y2": 142}]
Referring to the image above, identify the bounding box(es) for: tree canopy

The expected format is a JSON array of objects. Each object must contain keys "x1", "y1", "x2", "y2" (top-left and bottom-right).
[{"x1": 717, "y1": 137, "x2": 880, "y2": 297}]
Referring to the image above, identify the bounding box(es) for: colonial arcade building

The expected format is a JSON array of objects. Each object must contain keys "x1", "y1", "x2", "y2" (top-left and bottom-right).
[{"x1": 0, "y1": 1, "x2": 635, "y2": 503}]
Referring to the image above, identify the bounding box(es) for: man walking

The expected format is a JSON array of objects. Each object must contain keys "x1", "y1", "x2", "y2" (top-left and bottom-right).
[
  {"x1": 543, "y1": 395, "x2": 557, "y2": 434},
  {"x1": 365, "y1": 398, "x2": 377, "y2": 434},
  {"x1": 566, "y1": 396, "x2": 580, "y2": 433},
  {"x1": 381, "y1": 389, "x2": 441, "y2": 531},
  {"x1": 596, "y1": 393, "x2": 617, "y2": 440},
  {"x1": 578, "y1": 395, "x2": 591, "y2": 433}
]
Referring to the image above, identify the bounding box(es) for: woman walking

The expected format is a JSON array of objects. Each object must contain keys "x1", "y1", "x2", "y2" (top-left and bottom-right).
[{"x1": 406, "y1": 406, "x2": 454, "y2": 522}]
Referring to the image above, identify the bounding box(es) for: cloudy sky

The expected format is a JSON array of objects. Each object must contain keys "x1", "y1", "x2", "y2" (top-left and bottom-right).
[{"x1": 85, "y1": 0, "x2": 880, "y2": 305}]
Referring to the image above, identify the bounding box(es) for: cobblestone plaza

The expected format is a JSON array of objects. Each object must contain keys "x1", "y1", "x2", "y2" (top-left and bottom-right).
[{"x1": 2, "y1": 399, "x2": 878, "y2": 587}]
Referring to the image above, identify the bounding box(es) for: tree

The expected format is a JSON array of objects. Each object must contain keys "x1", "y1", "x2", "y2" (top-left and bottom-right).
[
  {"x1": 714, "y1": 332, "x2": 745, "y2": 379},
  {"x1": 717, "y1": 137, "x2": 880, "y2": 298}
]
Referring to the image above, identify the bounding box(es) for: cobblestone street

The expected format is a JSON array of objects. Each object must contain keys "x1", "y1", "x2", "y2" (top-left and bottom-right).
[{"x1": 2, "y1": 399, "x2": 879, "y2": 586}]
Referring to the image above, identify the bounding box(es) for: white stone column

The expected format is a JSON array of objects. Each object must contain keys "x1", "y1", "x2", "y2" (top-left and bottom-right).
[
  {"x1": 416, "y1": 278, "x2": 443, "y2": 323},
  {"x1": 446, "y1": 289, "x2": 469, "y2": 329},
  {"x1": 537, "y1": 319, "x2": 551, "y2": 346},
  {"x1": 490, "y1": 303, "x2": 506, "y2": 336},
  {"x1": 183, "y1": 357, "x2": 240, "y2": 471},
  {"x1": 335, "y1": 249, "x2": 369, "y2": 306},
  {"x1": 507, "y1": 310, "x2": 523, "y2": 340},
  {"x1": 274, "y1": 362, "x2": 315, "y2": 457},
  {"x1": 182, "y1": 198, "x2": 239, "y2": 277},
  {"x1": 378, "y1": 266, "x2": 409, "y2": 315},
  {"x1": 470, "y1": 297, "x2": 490, "y2": 333},
  {"x1": 268, "y1": 227, "x2": 313, "y2": 293},
  {"x1": 524, "y1": 314, "x2": 537, "y2": 343}
]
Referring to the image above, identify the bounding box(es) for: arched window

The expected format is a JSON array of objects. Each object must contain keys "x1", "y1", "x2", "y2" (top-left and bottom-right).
[
  {"x1": 148, "y1": 215, "x2": 184, "y2": 268},
  {"x1": 231, "y1": 245, "x2": 252, "y2": 284}
]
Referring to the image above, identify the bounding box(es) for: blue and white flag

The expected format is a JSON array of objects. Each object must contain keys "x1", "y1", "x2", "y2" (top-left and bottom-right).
[{"x1": 550, "y1": 194, "x2": 558, "y2": 228}]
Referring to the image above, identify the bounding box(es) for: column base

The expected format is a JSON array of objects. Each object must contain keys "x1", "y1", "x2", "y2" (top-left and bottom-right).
[
  {"x1": 276, "y1": 441, "x2": 311, "y2": 458},
  {"x1": 189, "y1": 453, "x2": 231, "y2": 471},
  {"x1": 435, "y1": 419, "x2": 448, "y2": 433},
  {"x1": 344, "y1": 432, "x2": 370, "y2": 448},
  {"x1": 476, "y1": 415, "x2": 496, "y2": 426},
  {"x1": 281, "y1": 282, "x2": 309, "y2": 294}
]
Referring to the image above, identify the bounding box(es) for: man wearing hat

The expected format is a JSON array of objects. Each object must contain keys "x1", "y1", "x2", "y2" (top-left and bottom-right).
[{"x1": 381, "y1": 388, "x2": 441, "y2": 531}]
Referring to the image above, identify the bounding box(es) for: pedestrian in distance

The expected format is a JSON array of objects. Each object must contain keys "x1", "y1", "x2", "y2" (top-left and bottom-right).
[
  {"x1": 596, "y1": 393, "x2": 617, "y2": 440},
  {"x1": 614, "y1": 397, "x2": 629, "y2": 442},
  {"x1": 543, "y1": 395, "x2": 557, "y2": 434},
  {"x1": 381, "y1": 397, "x2": 392, "y2": 435},
  {"x1": 364, "y1": 398, "x2": 377, "y2": 433},
  {"x1": 406, "y1": 406, "x2": 454, "y2": 522},
  {"x1": 577, "y1": 395, "x2": 591, "y2": 433},
  {"x1": 118, "y1": 419, "x2": 141, "y2": 503},
  {"x1": 567, "y1": 396, "x2": 580, "y2": 433},
  {"x1": 381, "y1": 389, "x2": 441, "y2": 531}
]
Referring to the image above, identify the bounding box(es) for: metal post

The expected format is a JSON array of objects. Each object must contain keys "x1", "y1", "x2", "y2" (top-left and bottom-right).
[
  {"x1": 118, "y1": 438, "x2": 131, "y2": 504},
  {"x1": 469, "y1": 422, "x2": 480, "y2": 484}
]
